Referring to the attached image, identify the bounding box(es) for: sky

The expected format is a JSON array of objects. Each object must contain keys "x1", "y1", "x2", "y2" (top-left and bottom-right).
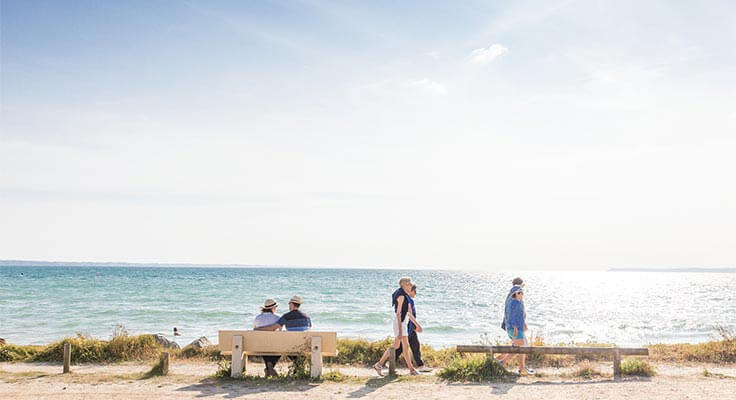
[{"x1": 1, "y1": 0, "x2": 735, "y2": 270}]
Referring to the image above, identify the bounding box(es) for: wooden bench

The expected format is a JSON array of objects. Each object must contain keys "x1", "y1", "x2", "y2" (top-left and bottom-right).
[
  {"x1": 218, "y1": 330, "x2": 337, "y2": 378},
  {"x1": 456, "y1": 345, "x2": 649, "y2": 379}
]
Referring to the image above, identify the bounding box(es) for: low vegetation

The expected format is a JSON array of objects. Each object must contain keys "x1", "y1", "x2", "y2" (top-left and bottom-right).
[
  {"x1": 2, "y1": 327, "x2": 734, "y2": 374},
  {"x1": 437, "y1": 355, "x2": 508, "y2": 382},
  {"x1": 570, "y1": 361, "x2": 603, "y2": 379},
  {"x1": 328, "y1": 337, "x2": 456, "y2": 367},
  {"x1": 621, "y1": 358, "x2": 656, "y2": 377},
  {"x1": 649, "y1": 339, "x2": 736, "y2": 363}
]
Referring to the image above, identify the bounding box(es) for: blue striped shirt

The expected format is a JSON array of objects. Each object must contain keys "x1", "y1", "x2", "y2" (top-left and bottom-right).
[{"x1": 277, "y1": 309, "x2": 312, "y2": 331}]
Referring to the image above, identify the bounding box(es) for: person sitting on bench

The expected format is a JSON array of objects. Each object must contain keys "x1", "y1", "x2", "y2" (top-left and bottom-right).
[
  {"x1": 253, "y1": 298, "x2": 282, "y2": 376},
  {"x1": 257, "y1": 295, "x2": 312, "y2": 332}
]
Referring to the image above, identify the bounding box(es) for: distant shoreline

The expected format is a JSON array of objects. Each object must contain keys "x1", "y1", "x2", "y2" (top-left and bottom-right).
[
  {"x1": 1, "y1": 260, "x2": 734, "y2": 273},
  {"x1": 608, "y1": 267, "x2": 736, "y2": 273}
]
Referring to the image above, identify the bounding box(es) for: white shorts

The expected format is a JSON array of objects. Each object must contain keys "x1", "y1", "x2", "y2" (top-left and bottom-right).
[{"x1": 392, "y1": 313, "x2": 409, "y2": 337}]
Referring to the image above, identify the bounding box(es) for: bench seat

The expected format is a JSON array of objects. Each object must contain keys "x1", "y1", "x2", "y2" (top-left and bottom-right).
[{"x1": 218, "y1": 330, "x2": 337, "y2": 378}]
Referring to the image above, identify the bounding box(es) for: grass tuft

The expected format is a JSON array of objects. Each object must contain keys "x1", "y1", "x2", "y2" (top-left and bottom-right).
[
  {"x1": 320, "y1": 370, "x2": 349, "y2": 382},
  {"x1": 571, "y1": 361, "x2": 602, "y2": 379},
  {"x1": 621, "y1": 358, "x2": 656, "y2": 377},
  {"x1": 30, "y1": 334, "x2": 161, "y2": 363},
  {"x1": 437, "y1": 355, "x2": 508, "y2": 382}
]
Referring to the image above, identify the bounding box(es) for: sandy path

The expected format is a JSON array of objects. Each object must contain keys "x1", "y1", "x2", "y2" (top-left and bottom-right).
[{"x1": 2, "y1": 361, "x2": 735, "y2": 399}]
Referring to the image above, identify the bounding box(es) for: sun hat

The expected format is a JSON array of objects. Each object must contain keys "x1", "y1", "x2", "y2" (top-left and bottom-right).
[
  {"x1": 289, "y1": 295, "x2": 302, "y2": 305},
  {"x1": 261, "y1": 298, "x2": 277, "y2": 311}
]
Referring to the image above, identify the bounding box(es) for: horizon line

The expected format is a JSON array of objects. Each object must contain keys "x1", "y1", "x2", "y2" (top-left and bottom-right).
[{"x1": 1, "y1": 259, "x2": 733, "y2": 272}]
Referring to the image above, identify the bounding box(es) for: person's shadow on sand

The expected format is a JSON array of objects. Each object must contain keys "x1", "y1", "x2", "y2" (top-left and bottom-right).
[
  {"x1": 347, "y1": 375, "x2": 398, "y2": 398},
  {"x1": 489, "y1": 376, "x2": 652, "y2": 395},
  {"x1": 175, "y1": 378, "x2": 318, "y2": 399}
]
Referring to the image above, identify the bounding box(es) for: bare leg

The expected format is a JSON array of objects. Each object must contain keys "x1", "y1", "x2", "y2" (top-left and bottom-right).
[
  {"x1": 377, "y1": 337, "x2": 401, "y2": 367},
  {"x1": 400, "y1": 336, "x2": 414, "y2": 372},
  {"x1": 512, "y1": 338, "x2": 526, "y2": 370}
]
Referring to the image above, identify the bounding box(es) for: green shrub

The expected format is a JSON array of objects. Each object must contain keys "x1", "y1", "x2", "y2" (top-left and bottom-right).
[
  {"x1": 621, "y1": 358, "x2": 656, "y2": 377},
  {"x1": 438, "y1": 355, "x2": 508, "y2": 382},
  {"x1": 287, "y1": 352, "x2": 311, "y2": 379},
  {"x1": 0, "y1": 344, "x2": 42, "y2": 362},
  {"x1": 214, "y1": 360, "x2": 232, "y2": 378}
]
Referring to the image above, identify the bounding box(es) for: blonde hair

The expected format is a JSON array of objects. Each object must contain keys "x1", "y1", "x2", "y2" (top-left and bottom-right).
[{"x1": 399, "y1": 277, "x2": 412, "y2": 287}]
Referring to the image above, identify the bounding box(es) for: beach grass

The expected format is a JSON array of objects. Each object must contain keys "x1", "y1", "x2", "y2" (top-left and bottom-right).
[
  {"x1": 2, "y1": 328, "x2": 735, "y2": 369},
  {"x1": 569, "y1": 360, "x2": 603, "y2": 379},
  {"x1": 621, "y1": 358, "x2": 656, "y2": 376},
  {"x1": 437, "y1": 354, "x2": 509, "y2": 382}
]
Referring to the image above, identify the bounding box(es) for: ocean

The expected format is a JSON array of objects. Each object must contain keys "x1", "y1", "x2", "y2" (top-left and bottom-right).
[{"x1": 2, "y1": 266, "x2": 734, "y2": 348}]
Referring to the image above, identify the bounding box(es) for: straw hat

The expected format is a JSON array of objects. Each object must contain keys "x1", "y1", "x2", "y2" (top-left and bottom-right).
[
  {"x1": 289, "y1": 295, "x2": 302, "y2": 305},
  {"x1": 261, "y1": 298, "x2": 278, "y2": 311}
]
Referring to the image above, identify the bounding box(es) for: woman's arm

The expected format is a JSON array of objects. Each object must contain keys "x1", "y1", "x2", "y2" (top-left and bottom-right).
[
  {"x1": 407, "y1": 312, "x2": 421, "y2": 330},
  {"x1": 395, "y1": 295, "x2": 404, "y2": 320}
]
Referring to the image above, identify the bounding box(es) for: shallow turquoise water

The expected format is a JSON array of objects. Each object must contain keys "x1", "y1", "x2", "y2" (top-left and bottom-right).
[{"x1": 1, "y1": 266, "x2": 734, "y2": 348}]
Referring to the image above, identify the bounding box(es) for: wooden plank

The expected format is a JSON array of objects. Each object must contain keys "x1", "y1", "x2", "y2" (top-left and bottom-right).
[
  {"x1": 310, "y1": 336, "x2": 323, "y2": 378},
  {"x1": 456, "y1": 345, "x2": 648, "y2": 356},
  {"x1": 161, "y1": 352, "x2": 170, "y2": 375},
  {"x1": 218, "y1": 331, "x2": 337, "y2": 356},
  {"x1": 63, "y1": 343, "x2": 71, "y2": 374},
  {"x1": 613, "y1": 349, "x2": 621, "y2": 379},
  {"x1": 388, "y1": 347, "x2": 396, "y2": 376},
  {"x1": 231, "y1": 335, "x2": 243, "y2": 378}
]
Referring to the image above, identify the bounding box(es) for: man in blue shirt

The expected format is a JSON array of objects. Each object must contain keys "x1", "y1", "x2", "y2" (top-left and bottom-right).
[{"x1": 395, "y1": 284, "x2": 432, "y2": 372}]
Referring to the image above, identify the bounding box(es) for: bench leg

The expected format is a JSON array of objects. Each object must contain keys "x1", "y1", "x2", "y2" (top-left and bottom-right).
[
  {"x1": 231, "y1": 335, "x2": 244, "y2": 378},
  {"x1": 613, "y1": 349, "x2": 621, "y2": 379},
  {"x1": 311, "y1": 336, "x2": 323, "y2": 378}
]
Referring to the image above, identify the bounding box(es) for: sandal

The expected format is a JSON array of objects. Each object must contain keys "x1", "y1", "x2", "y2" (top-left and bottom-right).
[{"x1": 373, "y1": 363, "x2": 384, "y2": 377}]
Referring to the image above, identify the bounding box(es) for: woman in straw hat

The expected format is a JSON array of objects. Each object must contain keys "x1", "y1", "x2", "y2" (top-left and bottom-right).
[{"x1": 254, "y1": 298, "x2": 282, "y2": 376}]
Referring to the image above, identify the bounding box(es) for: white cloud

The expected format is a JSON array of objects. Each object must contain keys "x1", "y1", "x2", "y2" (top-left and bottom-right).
[
  {"x1": 425, "y1": 51, "x2": 440, "y2": 59},
  {"x1": 407, "y1": 78, "x2": 447, "y2": 94},
  {"x1": 469, "y1": 44, "x2": 508, "y2": 64}
]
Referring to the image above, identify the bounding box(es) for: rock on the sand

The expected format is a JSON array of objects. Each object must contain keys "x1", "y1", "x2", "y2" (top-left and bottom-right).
[
  {"x1": 187, "y1": 336, "x2": 212, "y2": 350},
  {"x1": 0, "y1": 338, "x2": 6, "y2": 346},
  {"x1": 153, "y1": 334, "x2": 181, "y2": 349}
]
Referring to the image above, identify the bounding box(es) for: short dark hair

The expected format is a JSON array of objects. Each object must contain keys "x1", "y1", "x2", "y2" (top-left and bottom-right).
[
  {"x1": 410, "y1": 284, "x2": 417, "y2": 292},
  {"x1": 512, "y1": 277, "x2": 523, "y2": 285}
]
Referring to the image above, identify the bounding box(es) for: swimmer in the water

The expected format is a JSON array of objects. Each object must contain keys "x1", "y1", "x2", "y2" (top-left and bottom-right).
[{"x1": 173, "y1": 327, "x2": 181, "y2": 336}]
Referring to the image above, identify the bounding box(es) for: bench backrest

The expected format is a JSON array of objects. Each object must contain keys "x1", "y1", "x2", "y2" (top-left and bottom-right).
[{"x1": 218, "y1": 330, "x2": 337, "y2": 356}]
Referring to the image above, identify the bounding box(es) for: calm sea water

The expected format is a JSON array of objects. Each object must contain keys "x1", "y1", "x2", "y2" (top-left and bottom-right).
[{"x1": 1, "y1": 266, "x2": 734, "y2": 348}]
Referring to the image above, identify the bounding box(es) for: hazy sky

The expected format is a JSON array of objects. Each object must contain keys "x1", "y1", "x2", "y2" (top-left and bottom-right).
[{"x1": 1, "y1": 0, "x2": 735, "y2": 269}]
